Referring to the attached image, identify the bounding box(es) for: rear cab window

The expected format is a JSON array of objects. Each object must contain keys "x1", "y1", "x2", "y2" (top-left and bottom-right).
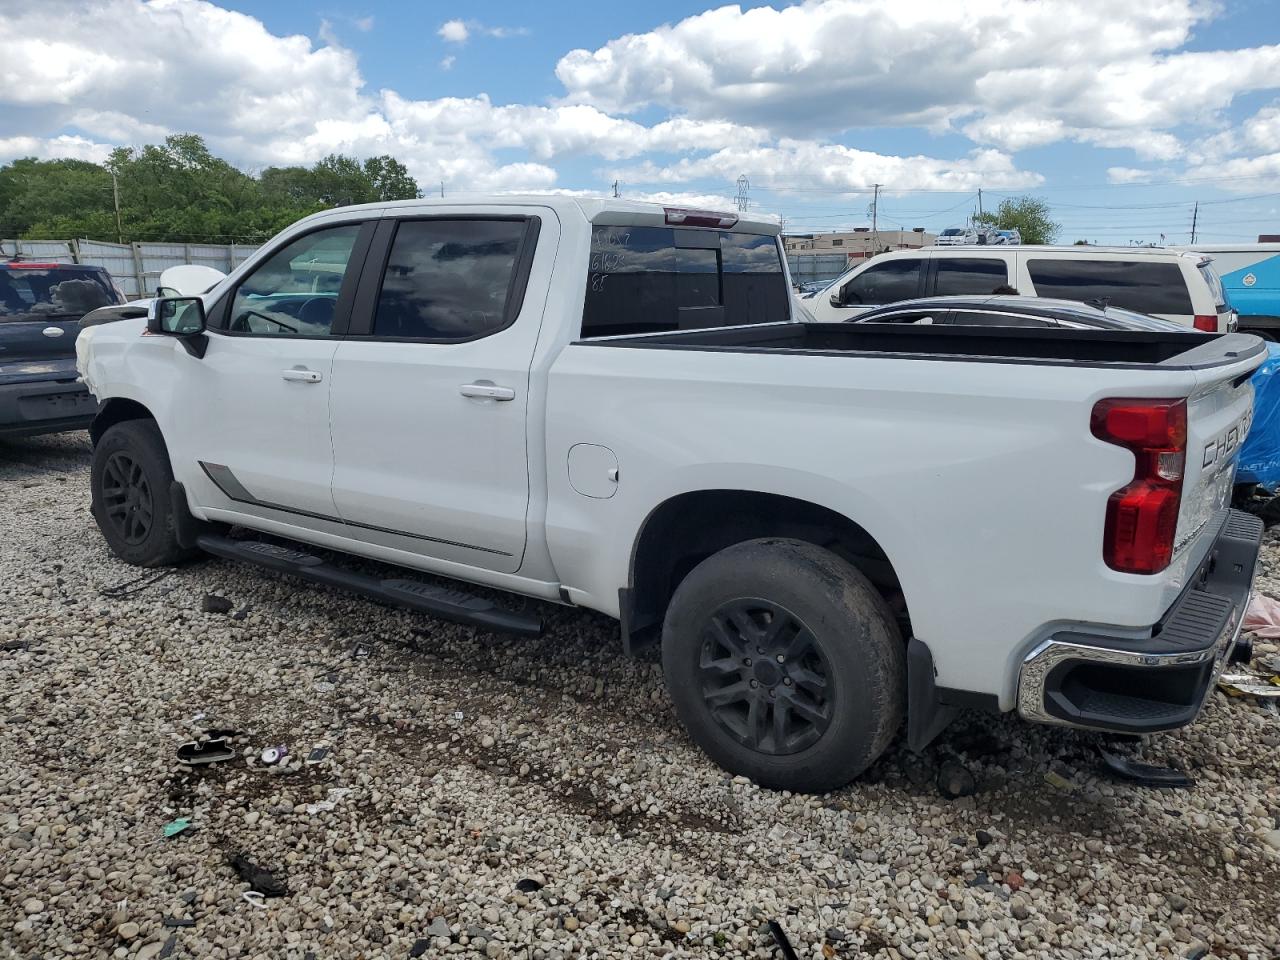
[
  {"x1": 0, "y1": 264, "x2": 121, "y2": 322},
  {"x1": 1025, "y1": 258, "x2": 1193, "y2": 315},
  {"x1": 581, "y1": 225, "x2": 789, "y2": 338}
]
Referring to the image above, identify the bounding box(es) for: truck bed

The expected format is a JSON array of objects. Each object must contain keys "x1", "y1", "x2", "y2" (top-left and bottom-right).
[{"x1": 582, "y1": 321, "x2": 1264, "y2": 369}]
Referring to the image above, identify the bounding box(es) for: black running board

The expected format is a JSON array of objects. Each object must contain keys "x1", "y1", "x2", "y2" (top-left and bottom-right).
[{"x1": 194, "y1": 534, "x2": 543, "y2": 637}]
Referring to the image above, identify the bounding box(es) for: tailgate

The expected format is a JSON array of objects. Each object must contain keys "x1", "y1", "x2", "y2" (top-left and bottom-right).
[{"x1": 1176, "y1": 352, "x2": 1260, "y2": 556}]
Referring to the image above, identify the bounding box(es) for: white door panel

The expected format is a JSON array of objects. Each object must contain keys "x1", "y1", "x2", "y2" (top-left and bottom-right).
[{"x1": 180, "y1": 334, "x2": 339, "y2": 517}]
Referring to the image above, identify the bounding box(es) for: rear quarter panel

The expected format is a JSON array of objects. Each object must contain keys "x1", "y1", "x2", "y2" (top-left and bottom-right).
[{"x1": 545, "y1": 343, "x2": 1229, "y2": 708}]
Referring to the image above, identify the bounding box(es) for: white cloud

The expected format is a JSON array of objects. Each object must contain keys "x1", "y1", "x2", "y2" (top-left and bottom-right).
[
  {"x1": 554, "y1": 0, "x2": 1280, "y2": 159},
  {"x1": 0, "y1": 134, "x2": 112, "y2": 163},
  {"x1": 438, "y1": 19, "x2": 469, "y2": 43},
  {"x1": 438, "y1": 19, "x2": 525, "y2": 45},
  {"x1": 353, "y1": 16, "x2": 374, "y2": 32},
  {"x1": 440, "y1": 56, "x2": 456, "y2": 72}
]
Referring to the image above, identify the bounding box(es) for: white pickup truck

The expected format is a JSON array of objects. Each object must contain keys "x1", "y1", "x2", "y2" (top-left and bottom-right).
[{"x1": 77, "y1": 196, "x2": 1265, "y2": 792}]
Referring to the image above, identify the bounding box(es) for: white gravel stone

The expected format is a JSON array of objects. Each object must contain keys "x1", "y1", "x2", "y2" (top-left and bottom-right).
[{"x1": 1, "y1": 432, "x2": 1279, "y2": 958}]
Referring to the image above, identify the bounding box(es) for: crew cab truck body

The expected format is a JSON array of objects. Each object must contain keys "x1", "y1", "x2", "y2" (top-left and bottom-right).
[{"x1": 77, "y1": 196, "x2": 1265, "y2": 792}]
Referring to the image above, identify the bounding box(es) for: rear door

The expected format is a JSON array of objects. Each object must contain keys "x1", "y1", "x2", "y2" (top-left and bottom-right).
[
  {"x1": 328, "y1": 210, "x2": 553, "y2": 574},
  {"x1": 1021, "y1": 256, "x2": 1195, "y2": 325}
]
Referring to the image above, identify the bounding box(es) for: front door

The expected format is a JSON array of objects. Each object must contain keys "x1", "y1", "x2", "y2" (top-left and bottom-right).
[
  {"x1": 173, "y1": 220, "x2": 372, "y2": 524},
  {"x1": 329, "y1": 212, "x2": 551, "y2": 574}
]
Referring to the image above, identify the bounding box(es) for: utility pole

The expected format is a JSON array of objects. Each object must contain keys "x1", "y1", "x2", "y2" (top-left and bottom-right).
[
  {"x1": 111, "y1": 170, "x2": 123, "y2": 244},
  {"x1": 977, "y1": 188, "x2": 983, "y2": 218},
  {"x1": 440, "y1": 181, "x2": 445, "y2": 198},
  {"x1": 612, "y1": 179, "x2": 619, "y2": 198},
  {"x1": 1190, "y1": 201, "x2": 1198, "y2": 244},
  {"x1": 871, "y1": 183, "x2": 880, "y2": 251}
]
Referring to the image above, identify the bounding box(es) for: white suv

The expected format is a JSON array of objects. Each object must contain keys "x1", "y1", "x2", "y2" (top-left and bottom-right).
[{"x1": 808, "y1": 246, "x2": 1236, "y2": 331}]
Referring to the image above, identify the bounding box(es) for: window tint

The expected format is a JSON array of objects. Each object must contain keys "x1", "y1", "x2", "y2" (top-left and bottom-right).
[
  {"x1": 856, "y1": 310, "x2": 940, "y2": 325},
  {"x1": 229, "y1": 224, "x2": 361, "y2": 337},
  {"x1": 372, "y1": 219, "x2": 528, "y2": 340},
  {"x1": 1026, "y1": 259, "x2": 1193, "y2": 315},
  {"x1": 841, "y1": 259, "x2": 921, "y2": 305},
  {"x1": 933, "y1": 258, "x2": 1008, "y2": 296},
  {"x1": 581, "y1": 226, "x2": 788, "y2": 338}
]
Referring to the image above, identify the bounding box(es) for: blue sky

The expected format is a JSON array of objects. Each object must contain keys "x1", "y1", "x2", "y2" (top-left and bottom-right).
[{"x1": 4, "y1": 0, "x2": 1280, "y2": 243}]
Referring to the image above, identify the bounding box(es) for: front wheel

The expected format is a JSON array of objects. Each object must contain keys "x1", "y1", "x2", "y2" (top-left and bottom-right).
[
  {"x1": 91, "y1": 419, "x2": 196, "y2": 567},
  {"x1": 661, "y1": 538, "x2": 905, "y2": 792}
]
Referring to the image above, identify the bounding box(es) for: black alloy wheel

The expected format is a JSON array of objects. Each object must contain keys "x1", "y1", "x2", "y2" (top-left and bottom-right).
[
  {"x1": 100, "y1": 450, "x2": 155, "y2": 545},
  {"x1": 699, "y1": 598, "x2": 834, "y2": 755}
]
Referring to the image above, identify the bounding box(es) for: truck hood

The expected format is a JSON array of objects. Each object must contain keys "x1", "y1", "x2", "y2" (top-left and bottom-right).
[{"x1": 76, "y1": 315, "x2": 147, "y2": 397}]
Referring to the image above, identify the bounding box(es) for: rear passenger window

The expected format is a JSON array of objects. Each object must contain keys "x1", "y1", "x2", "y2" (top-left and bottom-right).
[
  {"x1": 373, "y1": 219, "x2": 532, "y2": 341},
  {"x1": 934, "y1": 258, "x2": 1008, "y2": 296},
  {"x1": 1026, "y1": 259, "x2": 1193, "y2": 315},
  {"x1": 581, "y1": 226, "x2": 788, "y2": 338}
]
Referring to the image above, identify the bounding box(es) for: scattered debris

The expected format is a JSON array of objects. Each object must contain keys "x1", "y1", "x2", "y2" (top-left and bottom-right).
[
  {"x1": 1244, "y1": 593, "x2": 1280, "y2": 638},
  {"x1": 975, "y1": 829, "x2": 993, "y2": 848},
  {"x1": 99, "y1": 569, "x2": 172, "y2": 598},
  {"x1": 1043, "y1": 770, "x2": 1076, "y2": 792},
  {"x1": 1218, "y1": 672, "x2": 1280, "y2": 699},
  {"x1": 177, "y1": 737, "x2": 235, "y2": 766},
  {"x1": 162, "y1": 917, "x2": 195, "y2": 928},
  {"x1": 767, "y1": 919, "x2": 801, "y2": 960},
  {"x1": 229, "y1": 853, "x2": 287, "y2": 898},
  {"x1": 158, "y1": 932, "x2": 178, "y2": 959},
  {"x1": 514, "y1": 878, "x2": 543, "y2": 893},
  {"x1": 1098, "y1": 748, "x2": 1194, "y2": 788},
  {"x1": 162, "y1": 818, "x2": 193, "y2": 839},
  {"x1": 306, "y1": 747, "x2": 329, "y2": 765},
  {"x1": 260, "y1": 745, "x2": 287, "y2": 765},
  {"x1": 353, "y1": 643, "x2": 373, "y2": 658},
  {"x1": 241, "y1": 891, "x2": 268, "y2": 909},
  {"x1": 2, "y1": 640, "x2": 29, "y2": 653},
  {"x1": 408, "y1": 939, "x2": 430, "y2": 958},
  {"x1": 936, "y1": 759, "x2": 976, "y2": 799},
  {"x1": 305, "y1": 787, "x2": 351, "y2": 815},
  {"x1": 200, "y1": 594, "x2": 234, "y2": 614}
]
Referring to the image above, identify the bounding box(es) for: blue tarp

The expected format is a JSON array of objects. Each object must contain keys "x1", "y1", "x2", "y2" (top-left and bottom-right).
[{"x1": 1238, "y1": 342, "x2": 1280, "y2": 488}]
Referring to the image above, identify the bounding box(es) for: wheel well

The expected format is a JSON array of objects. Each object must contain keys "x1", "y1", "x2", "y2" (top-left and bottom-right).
[
  {"x1": 90, "y1": 398, "x2": 155, "y2": 446},
  {"x1": 621, "y1": 490, "x2": 909, "y2": 655}
]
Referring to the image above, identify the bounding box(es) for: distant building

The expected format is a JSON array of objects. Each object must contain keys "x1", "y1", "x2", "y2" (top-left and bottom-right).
[
  {"x1": 783, "y1": 228, "x2": 935, "y2": 262},
  {"x1": 1260, "y1": 234, "x2": 1280, "y2": 243}
]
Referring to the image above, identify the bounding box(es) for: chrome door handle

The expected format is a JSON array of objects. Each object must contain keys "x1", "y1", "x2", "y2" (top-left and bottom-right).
[
  {"x1": 281, "y1": 368, "x2": 323, "y2": 383},
  {"x1": 460, "y1": 382, "x2": 515, "y2": 401}
]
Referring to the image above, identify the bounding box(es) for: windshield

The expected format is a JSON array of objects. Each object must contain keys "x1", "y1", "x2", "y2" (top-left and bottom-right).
[
  {"x1": 0, "y1": 265, "x2": 121, "y2": 322},
  {"x1": 940, "y1": 229, "x2": 964, "y2": 237}
]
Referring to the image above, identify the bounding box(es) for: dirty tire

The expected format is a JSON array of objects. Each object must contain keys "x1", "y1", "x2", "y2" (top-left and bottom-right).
[
  {"x1": 91, "y1": 419, "x2": 195, "y2": 567},
  {"x1": 662, "y1": 538, "x2": 905, "y2": 792}
]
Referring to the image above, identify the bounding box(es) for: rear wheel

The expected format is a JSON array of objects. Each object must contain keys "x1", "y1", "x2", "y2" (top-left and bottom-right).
[
  {"x1": 91, "y1": 420, "x2": 195, "y2": 567},
  {"x1": 661, "y1": 538, "x2": 905, "y2": 792}
]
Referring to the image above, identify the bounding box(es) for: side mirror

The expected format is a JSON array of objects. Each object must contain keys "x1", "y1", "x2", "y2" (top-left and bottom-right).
[
  {"x1": 148, "y1": 297, "x2": 206, "y2": 336},
  {"x1": 829, "y1": 292, "x2": 843, "y2": 308}
]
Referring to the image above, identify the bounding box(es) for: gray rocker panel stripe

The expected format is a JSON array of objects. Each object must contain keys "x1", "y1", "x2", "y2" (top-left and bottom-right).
[{"x1": 197, "y1": 461, "x2": 511, "y2": 557}]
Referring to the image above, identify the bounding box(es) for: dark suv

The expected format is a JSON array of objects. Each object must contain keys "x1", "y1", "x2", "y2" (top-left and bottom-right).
[{"x1": 0, "y1": 260, "x2": 125, "y2": 438}]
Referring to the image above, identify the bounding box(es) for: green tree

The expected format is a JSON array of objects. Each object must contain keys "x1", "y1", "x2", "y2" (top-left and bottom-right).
[
  {"x1": 0, "y1": 135, "x2": 420, "y2": 244},
  {"x1": 975, "y1": 196, "x2": 1060, "y2": 245}
]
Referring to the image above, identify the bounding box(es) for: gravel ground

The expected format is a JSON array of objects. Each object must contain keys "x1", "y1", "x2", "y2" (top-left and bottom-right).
[{"x1": 2, "y1": 432, "x2": 1279, "y2": 960}]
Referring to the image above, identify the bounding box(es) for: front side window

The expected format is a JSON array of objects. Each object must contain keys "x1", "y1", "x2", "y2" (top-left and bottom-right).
[
  {"x1": 372, "y1": 219, "x2": 530, "y2": 340},
  {"x1": 581, "y1": 226, "x2": 788, "y2": 338},
  {"x1": 229, "y1": 224, "x2": 362, "y2": 337},
  {"x1": 934, "y1": 258, "x2": 1008, "y2": 296},
  {"x1": 841, "y1": 259, "x2": 921, "y2": 305},
  {"x1": 1026, "y1": 259, "x2": 1193, "y2": 315}
]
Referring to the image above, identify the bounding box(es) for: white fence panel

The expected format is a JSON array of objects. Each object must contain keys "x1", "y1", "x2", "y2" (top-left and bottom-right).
[{"x1": 3, "y1": 238, "x2": 261, "y2": 299}]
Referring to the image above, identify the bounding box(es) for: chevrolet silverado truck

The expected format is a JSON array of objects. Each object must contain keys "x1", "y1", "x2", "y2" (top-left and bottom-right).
[{"x1": 76, "y1": 197, "x2": 1265, "y2": 792}]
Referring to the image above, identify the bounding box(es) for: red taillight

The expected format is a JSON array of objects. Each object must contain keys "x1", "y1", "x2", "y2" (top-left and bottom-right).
[
  {"x1": 1091, "y1": 398, "x2": 1187, "y2": 574},
  {"x1": 4, "y1": 261, "x2": 63, "y2": 269},
  {"x1": 663, "y1": 207, "x2": 739, "y2": 228},
  {"x1": 1193, "y1": 314, "x2": 1218, "y2": 332}
]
